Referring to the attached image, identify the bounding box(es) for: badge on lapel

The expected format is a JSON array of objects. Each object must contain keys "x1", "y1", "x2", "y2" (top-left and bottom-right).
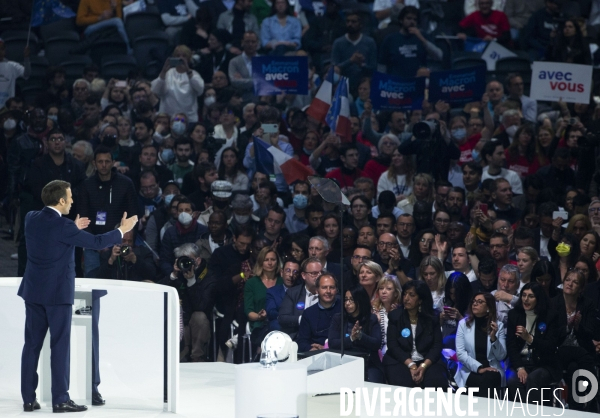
[
  {"x1": 296, "y1": 302, "x2": 305, "y2": 310},
  {"x1": 537, "y1": 322, "x2": 546, "y2": 333},
  {"x1": 401, "y1": 328, "x2": 410, "y2": 338}
]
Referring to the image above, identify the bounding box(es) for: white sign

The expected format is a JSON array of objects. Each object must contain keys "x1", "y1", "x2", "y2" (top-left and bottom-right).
[
  {"x1": 530, "y1": 61, "x2": 593, "y2": 104},
  {"x1": 481, "y1": 41, "x2": 516, "y2": 71}
]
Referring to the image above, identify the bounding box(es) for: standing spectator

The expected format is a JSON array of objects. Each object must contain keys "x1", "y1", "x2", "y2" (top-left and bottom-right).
[
  {"x1": 197, "y1": 29, "x2": 234, "y2": 83},
  {"x1": 77, "y1": 147, "x2": 138, "y2": 276},
  {"x1": 229, "y1": 31, "x2": 260, "y2": 98},
  {"x1": 458, "y1": 0, "x2": 511, "y2": 46},
  {"x1": 0, "y1": 39, "x2": 30, "y2": 108},
  {"x1": 379, "y1": 6, "x2": 442, "y2": 77},
  {"x1": 152, "y1": 46, "x2": 205, "y2": 123},
  {"x1": 504, "y1": 0, "x2": 544, "y2": 41},
  {"x1": 159, "y1": 0, "x2": 192, "y2": 46},
  {"x1": 481, "y1": 141, "x2": 523, "y2": 194},
  {"x1": 76, "y1": 0, "x2": 132, "y2": 53},
  {"x1": 504, "y1": 126, "x2": 543, "y2": 179},
  {"x1": 546, "y1": 18, "x2": 592, "y2": 65},
  {"x1": 260, "y1": 0, "x2": 302, "y2": 55},
  {"x1": 325, "y1": 144, "x2": 364, "y2": 190},
  {"x1": 377, "y1": 149, "x2": 414, "y2": 201},
  {"x1": 302, "y1": 0, "x2": 346, "y2": 71},
  {"x1": 522, "y1": 0, "x2": 560, "y2": 61},
  {"x1": 505, "y1": 74, "x2": 537, "y2": 123},
  {"x1": 331, "y1": 11, "x2": 377, "y2": 92},
  {"x1": 217, "y1": 0, "x2": 259, "y2": 52}
]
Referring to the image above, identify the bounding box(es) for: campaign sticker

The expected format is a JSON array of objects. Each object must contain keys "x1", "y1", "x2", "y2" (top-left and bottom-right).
[
  {"x1": 296, "y1": 302, "x2": 305, "y2": 310},
  {"x1": 96, "y1": 211, "x2": 107, "y2": 226},
  {"x1": 401, "y1": 328, "x2": 410, "y2": 338},
  {"x1": 538, "y1": 322, "x2": 546, "y2": 332}
]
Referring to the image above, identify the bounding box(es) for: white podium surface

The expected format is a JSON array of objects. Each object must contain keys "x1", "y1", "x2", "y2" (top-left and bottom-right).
[{"x1": 0, "y1": 278, "x2": 180, "y2": 412}]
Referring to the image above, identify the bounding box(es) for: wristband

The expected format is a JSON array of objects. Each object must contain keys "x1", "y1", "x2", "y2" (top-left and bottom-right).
[
  {"x1": 240, "y1": 272, "x2": 245, "y2": 280},
  {"x1": 407, "y1": 362, "x2": 417, "y2": 369}
]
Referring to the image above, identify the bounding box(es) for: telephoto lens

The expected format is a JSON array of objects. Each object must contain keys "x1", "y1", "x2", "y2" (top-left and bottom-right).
[{"x1": 177, "y1": 256, "x2": 194, "y2": 272}]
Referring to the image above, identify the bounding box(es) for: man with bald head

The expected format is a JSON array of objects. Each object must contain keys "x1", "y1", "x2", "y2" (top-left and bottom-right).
[{"x1": 373, "y1": 232, "x2": 414, "y2": 285}]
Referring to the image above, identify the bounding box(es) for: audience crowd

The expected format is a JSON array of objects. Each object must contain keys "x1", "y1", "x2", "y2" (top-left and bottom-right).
[{"x1": 2, "y1": 0, "x2": 600, "y2": 410}]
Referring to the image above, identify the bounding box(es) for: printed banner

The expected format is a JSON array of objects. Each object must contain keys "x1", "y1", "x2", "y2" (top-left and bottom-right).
[
  {"x1": 252, "y1": 56, "x2": 308, "y2": 96},
  {"x1": 428, "y1": 66, "x2": 486, "y2": 105},
  {"x1": 481, "y1": 41, "x2": 516, "y2": 71},
  {"x1": 369, "y1": 71, "x2": 425, "y2": 111},
  {"x1": 530, "y1": 61, "x2": 593, "y2": 104}
]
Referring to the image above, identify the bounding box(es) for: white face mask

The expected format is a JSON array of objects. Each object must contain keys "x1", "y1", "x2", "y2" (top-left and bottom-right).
[
  {"x1": 234, "y1": 214, "x2": 250, "y2": 224},
  {"x1": 178, "y1": 212, "x2": 193, "y2": 226},
  {"x1": 204, "y1": 96, "x2": 216, "y2": 107},
  {"x1": 505, "y1": 125, "x2": 518, "y2": 138},
  {"x1": 3, "y1": 118, "x2": 17, "y2": 130}
]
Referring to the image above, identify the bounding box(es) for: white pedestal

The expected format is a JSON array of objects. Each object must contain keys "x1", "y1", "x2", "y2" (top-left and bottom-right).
[
  {"x1": 297, "y1": 352, "x2": 364, "y2": 396},
  {"x1": 235, "y1": 363, "x2": 307, "y2": 418}
]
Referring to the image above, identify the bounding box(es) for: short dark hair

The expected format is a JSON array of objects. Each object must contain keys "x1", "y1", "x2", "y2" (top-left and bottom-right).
[
  {"x1": 489, "y1": 232, "x2": 509, "y2": 245},
  {"x1": 316, "y1": 272, "x2": 337, "y2": 289},
  {"x1": 462, "y1": 161, "x2": 482, "y2": 175},
  {"x1": 399, "y1": 5, "x2": 419, "y2": 22},
  {"x1": 514, "y1": 226, "x2": 535, "y2": 242},
  {"x1": 174, "y1": 137, "x2": 193, "y2": 149},
  {"x1": 42, "y1": 180, "x2": 71, "y2": 206},
  {"x1": 268, "y1": 204, "x2": 287, "y2": 223},
  {"x1": 553, "y1": 147, "x2": 570, "y2": 160},
  {"x1": 478, "y1": 257, "x2": 497, "y2": 276},
  {"x1": 194, "y1": 161, "x2": 217, "y2": 180},
  {"x1": 340, "y1": 143, "x2": 358, "y2": 157},
  {"x1": 305, "y1": 204, "x2": 324, "y2": 215},
  {"x1": 523, "y1": 174, "x2": 543, "y2": 191},
  {"x1": 135, "y1": 118, "x2": 154, "y2": 132},
  {"x1": 538, "y1": 201, "x2": 559, "y2": 218},
  {"x1": 48, "y1": 128, "x2": 64, "y2": 138},
  {"x1": 377, "y1": 214, "x2": 396, "y2": 225},
  {"x1": 85, "y1": 96, "x2": 101, "y2": 106},
  {"x1": 94, "y1": 146, "x2": 113, "y2": 160},
  {"x1": 481, "y1": 140, "x2": 502, "y2": 164},
  {"x1": 292, "y1": 180, "x2": 310, "y2": 192},
  {"x1": 234, "y1": 224, "x2": 256, "y2": 239}
]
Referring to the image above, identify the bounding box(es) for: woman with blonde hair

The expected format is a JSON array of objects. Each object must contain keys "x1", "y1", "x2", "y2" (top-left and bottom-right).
[
  {"x1": 372, "y1": 275, "x2": 401, "y2": 358},
  {"x1": 419, "y1": 256, "x2": 446, "y2": 311},
  {"x1": 397, "y1": 172, "x2": 434, "y2": 215},
  {"x1": 565, "y1": 214, "x2": 592, "y2": 241},
  {"x1": 244, "y1": 247, "x2": 283, "y2": 356},
  {"x1": 358, "y1": 261, "x2": 384, "y2": 301},
  {"x1": 516, "y1": 247, "x2": 539, "y2": 287}
]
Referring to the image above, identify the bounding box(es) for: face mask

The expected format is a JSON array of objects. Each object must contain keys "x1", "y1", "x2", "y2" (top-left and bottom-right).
[
  {"x1": 505, "y1": 125, "x2": 518, "y2": 138},
  {"x1": 178, "y1": 212, "x2": 193, "y2": 226},
  {"x1": 164, "y1": 194, "x2": 175, "y2": 206},
  {"x1": 153, "y1": 131, "x2": 165, "y2": 144},
  {"x1": 204, "y1": 96, "x2": 216, "y2": 107},
  {"x1": 3, "y1": 118, "x2": 16, "y2": 130},
  {"x1": 293, "y1": 194, "x2": 308, "y2": 209},
  {"x1": 471, "y1": 149, "x2": 480, "y2": 162},
  {"x1": 451, "y1": 128, "x2": 467, "y2": 141},
  {"x1": 172, "y1": 120, "x2": 186, "y2": 136},
  {"x1": 234, "y1": 214, "x2": 250, "y2": 224},
  {"x1": 556, "y1": 242, "x2": 571, "y2": 257},
  {"x1": 48, "y1": 115, "x2": 58, "y2": 123},
  {"x1": 161, "y1": 148, "x2": 174, "y2": 164},
  {"x1": 302, "y1": 147, "x2": 314, "y2": 155},
  {"x1": 333, "y1": 73, "x2": 340, "y2": 84}
]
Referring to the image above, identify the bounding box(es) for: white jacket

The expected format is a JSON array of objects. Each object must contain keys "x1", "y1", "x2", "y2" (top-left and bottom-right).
[{"x1": 151, "y1": 68, "x2": 204, "y2": 123}]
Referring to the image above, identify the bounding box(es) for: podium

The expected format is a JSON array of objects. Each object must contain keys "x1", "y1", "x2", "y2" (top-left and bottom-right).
[{"x1": 0, "y1": 278, "x2": 180, "y2": 413}]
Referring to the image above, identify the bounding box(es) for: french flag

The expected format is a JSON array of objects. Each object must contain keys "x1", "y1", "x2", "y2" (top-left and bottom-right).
[
  {"x1": 254, "y1": 138, "x2": 314, "y2": 184},
  {"x1": 325, "y1": 77, "x2": 351, "y2": 142},
  {"x1": 306, "y1": 67, "x2": 334, "y2": 123}
]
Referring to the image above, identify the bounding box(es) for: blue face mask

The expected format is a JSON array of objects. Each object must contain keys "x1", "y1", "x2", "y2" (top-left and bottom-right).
[
  {"x1": 293, "y1": 194, "x2": 308, "y2": 209},
  {"x1": 161, "y1": 148, "x2": 174, "y2": 164},
  {"x1": 48, "y1": 115, "x2": 58, "y2": 123},
  {"x1": 302, "y1": 147, "x2": 314, "y2": 155},
  {"x1": 451, "y1": 128, "x2": 467, "y2": 141},
  {"x1": 172, "y1": 120, "x2": 186, "y2": 136},
  {"x1": 164, "y1": 194, "x2": 175, "y2": 206},
  {"x1": 333, "y1": 73, "x2": 340, "y2": 84}
]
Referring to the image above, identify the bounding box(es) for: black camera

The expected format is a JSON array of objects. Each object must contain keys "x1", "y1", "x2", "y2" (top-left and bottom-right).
[
  {"x1": 177, "y1": 256, "x2": 195, "y2": 272},
  {"x1": 120, "y1": 245, "x2": 131, "y2": 256},
  {"x1": 413, "y1": 120, "x2": 439, "y2": 141},
  {"x1": 205, "y1": 135, "x2": 227, "y2": 160}
]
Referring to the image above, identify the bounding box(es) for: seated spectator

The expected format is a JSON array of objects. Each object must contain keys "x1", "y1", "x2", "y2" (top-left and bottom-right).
[
  {"x1": 349, "y1": 196, "x2": 373, "y2": 231},
  {"x1": 530, "y1": 259, "x2": 560, "y2": 298},
  {"x1": 481, "y1": 141, "x2": 523, "y2": 195},
  {"x1": 297, "y1": 272, "x2": 340, "y2": 351},
  {"x1": 152, "y1": 46, "x2": 205, "y2": 123},
  {"x1": 464, "y1": 0, "x2": 505, "y2": 16},
  {"x1": 505, "y1": 74, "x2": 537, "y2": 124},
  {"x1": 372, "y1": 275, "x2": 402, "y2": 356},
  {"x1": 440, "y1": 272, "x2": 473, "y2": 349},
  {"x1": 383, "y1": 280, "x2": 447, "y2": 388},
  {"x1": 159, "y1": 198, "x2": 208, "y2": 276},
  {"x1": 245, "y1": 247, "x2": 284, "y2": 356},
  {"x1": 197, "y1": 180, "x2": 234, "y2": 226},
  {"x1": 331, "y1": 11, "x2": 377, "y2": 92},
  {"x1": 409, "y1": 228, "x2": 435, "y2": 269},
  {"x1": 376, "y1": 214, "x2": 396, "y2": 237},
  {"x1": 493, "y1": 264, "x2": 521, "y2": 326},
  {"x1": 554, "y1": 269, "x2": 600, "y2": 411},
  {"x1": 357, "y1": 260, "x2": 385, "y2": 301},
  {"x1": 506, "y1": 282, "x2": 565, "y2": 405},
  {"x1": 217, "y1": 147, "x2": 248, "y2": 191},
  {"x1": 516, "y1": 247, "x2": 539, "y2": 288},
  {"x1": 229, "y1": 193, "x2": 261, "y2": 235},
  {"x1": 373, "y1": 232, "x2": 414, "y2": 285},
  {"x1": 197, "y1": 29, "x2": 234, "y2": 83},
  {"x1": 165, "y1": 243, "x2": 211, "y2": 362},
  {"x1": 266, "y1": 259, "x2": 301, "y2": 331},
  {"x1": 363, "y1": 135, "x2": 399, "y2": 189},
  {"x1": 260, "y1": 0, "x2": 302, "y2": 55},
  {"x1": 196, "y1": 211, "x2": 232, "y2": 261},
  {"x1": 216, "y1": 0, "x2": 259, "y2": 53},
  {"x1": 229, "y1": 31, "x2": 260, "y2": 97},
  {"x1": 76, "y1": 0, "x2": 131, "y2": 53},
  {"x1": 377, "y1": 148, "x2": 415, "y2": 202},
  {"x1": 419, "y1": 256, "x2": 446, "y2": 312},
  {"x1": 505, "y1": 125, "x2": 543, "y2": 179},
  {"x1": 325, "y1": 144, "x2": 364, "y2": 190},
  {"x1": 455, "y1": 292, "x2": 507, "y2": 397},
  {"x1": 329, "y1": 286, "x2": 384, "y2": 383},
  {"x1": 158, "y1": 0, "x2": 192, "y2": 46},
  {"x1": 472, "y1": 257, "x2": 498, "y2": 293},
  {"x1": 546, "y1": 18, "x2": 592, "y2": 65},
  {"x1": 94, "y1": 225, "x2": 157, "y2": 281},
  {"x1": 457, "y1": 0, "x2": 511, "y2": 46},
  {"x1": 379, "y1": 6, "x2": 442, "y2": 77}
]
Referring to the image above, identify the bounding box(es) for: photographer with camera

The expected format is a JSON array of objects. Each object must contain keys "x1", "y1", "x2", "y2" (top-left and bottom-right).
[
  {"x1": 95, "y1": 224, "x2": 157, "y2": 281},
  {"x1": 398, "y1": 113, "x2": 460, "y2": 182},
  {"x1": 164, "y1": 243, "x2": 211, "y2": 362}
]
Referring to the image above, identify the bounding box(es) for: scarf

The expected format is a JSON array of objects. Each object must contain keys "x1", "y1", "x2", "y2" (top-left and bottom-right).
[{"x1": 175, "y1": 217, "x2": 198, "y2": 235}]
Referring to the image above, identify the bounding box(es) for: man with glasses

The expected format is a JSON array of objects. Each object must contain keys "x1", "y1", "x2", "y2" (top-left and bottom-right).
[
  {"x1": 348, "y1": 245, "x2": 373, "y2": 288},
  {"x1": 492, "y1": 264, "x2": 521, "y2": 326},
  {"x1": 278, "y1": 257, "x2": 323, "y2": 339},
  {"x1": 395, "y1": 214, "x2": 415, "y2": 258},
  {"x1": 588, "y1": 200, "x2": 600, "y2": 234},
  {"x1": 489, "y1": 233, "x2": 515, "y2": 272},
  {"x1": 374, "y1": 232, "x2": 413, "y2": 285},
  {"x1": 308, "y1": 236, "x2": 346, "y2": 283},
  {"x1": 265, "y1": 259, "x2": 301, "y2": 332},
  {"x1": 297, "y1": 273, "x2": 340, "y2": 352}
]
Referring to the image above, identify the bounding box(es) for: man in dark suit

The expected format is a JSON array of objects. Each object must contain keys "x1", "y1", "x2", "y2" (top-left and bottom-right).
[
  {"x1": 265, "y1": 259, "x2": 300, "y2": 331},
  {"x1": 278, "y1": 257, "x2": 322, "y2": 339},
  {"x1": 18, "y1": 180, "x2": 138, "y2": 413}
]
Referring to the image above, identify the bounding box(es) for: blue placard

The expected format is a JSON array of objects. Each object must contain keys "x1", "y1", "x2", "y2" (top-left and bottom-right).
[
  {"x1": 252, "y1": 56, "x2": 309, "y2": 96},
  {"x1": 429, "y1": 66, "x2": 486, "y2": 105},
  {"x1": 370, "y1": 71, "x2": 425, "y2": 111}
]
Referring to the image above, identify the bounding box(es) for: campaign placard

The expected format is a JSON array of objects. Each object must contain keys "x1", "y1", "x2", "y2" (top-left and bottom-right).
[
  {"x1": 369, "y1": 72, "x2": 425, "y2": 111},
  {"x1": 530, "y1": 61, "x2": 593, "y2": 104},
  {"x1": 252, "y1": 56, "x2": 308, "y2": 96},
  {"x1": 481, "y1": 41, "x2": 516, "y2": 71},
  {"x1": 428, "y1": 66, "x2": 486, "y2": 105}
]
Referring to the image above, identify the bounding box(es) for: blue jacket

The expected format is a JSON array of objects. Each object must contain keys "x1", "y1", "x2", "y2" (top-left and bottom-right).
[
  {"x1": 265, "y1": 283, "x2": 287, "y2": 331},
  {"x1": 18, "y1": 207, "x2": 122, "y2": 305},
  {"x1": 297, "y1": 298, "x2": 341, "y2": 352}
]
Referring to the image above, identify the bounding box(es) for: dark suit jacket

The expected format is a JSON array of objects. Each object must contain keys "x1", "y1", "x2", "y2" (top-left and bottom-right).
[
  {"x1": 278, "y1": 284, "x2": 308, "y2": 339},
  {"x1": 383, "y1": 307, "x2": 442, "y2": 366},
  {"x1": 18, "y1": 207, "x2": 122, "y2": 305},
  {"x1": 266, "y1": 283, "x2": 287, "y2": 331},
  {"x1": 506, "y1": 307, "x2": 566, "y2": 381},
  {"x1": 552, "y1": 294, "x2": 600, "y2": 354}
]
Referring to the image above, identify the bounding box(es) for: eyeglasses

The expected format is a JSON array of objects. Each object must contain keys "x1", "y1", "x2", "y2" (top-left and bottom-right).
[
  {"x1": 589, "y1": 208, "x2": 600, "y2": 214},
  {"x1": 351, "y1": 255, "x2": 371, "y2": 262},
  {"x1": 48, "y1": 137, "x2": 65, "y2": 142},
  {"x1": 173, "y1": 117, "x2": 186, "y2": 122},
  {"x1": 284, "y1": 268, "x2": 298, "y2": 275},
  {"x1": 378, "y1": 241, "x2": 396, "y2": 248},
  {"x1": 472, "y1": 299, "x2": 486, "y2": 306},
  {"x1": 495, "y1": 226, "x2": 510, "y2": 232},
  {"x1": 304, "y1": 271, "x2": 322, "y2": 277}
]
